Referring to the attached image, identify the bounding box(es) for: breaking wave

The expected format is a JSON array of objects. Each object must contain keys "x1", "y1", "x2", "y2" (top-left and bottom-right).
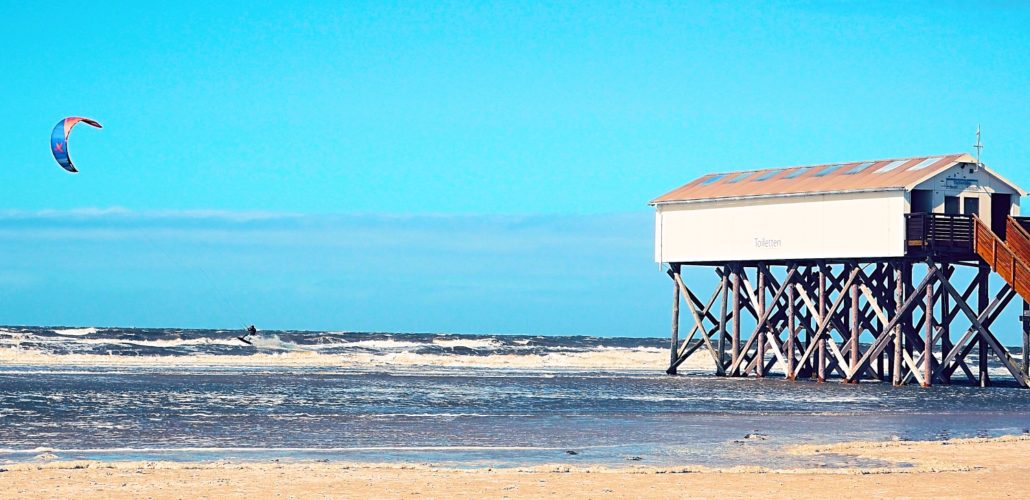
[
  {"x1": 431, "y1": 338, "x2": 503, "y2": 350},
  {"x1": 0, "y1": 326, "x2": 702, "y2": 372},
  {"x1": 51, "y1": 327, "x2": 100, "y2": 336}
]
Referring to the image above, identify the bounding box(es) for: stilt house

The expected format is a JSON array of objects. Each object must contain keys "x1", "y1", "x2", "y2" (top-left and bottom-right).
[{"x1": 650, "y1": 153, "x2": 1030, "y2": 388}]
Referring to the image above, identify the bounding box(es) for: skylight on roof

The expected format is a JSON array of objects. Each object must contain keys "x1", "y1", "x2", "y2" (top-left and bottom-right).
[
  {"x1": 727, "y1": 172, "x2": 752, "y2": 183},
  {"x1": 700, "y1": 174, "x2": 727, "y2": 185},
  {"x1": 753, "y1": 169, "x2": 784, "y2": 181},
  {"x1": 783, "y1": 167, "x2": 812, "y2": 179},
  {"x1": 844, "y1": 161, "x2": 875, "y2": 174},
  {"x1": 907, "y1": 157, "x2": 943, "y2": 171},
  {"x1": 814, "y1": 164, "x2": 843, "y2": 177},
  {"x1": 874, "y1": 159, "x2": 909, "y2": 173}
]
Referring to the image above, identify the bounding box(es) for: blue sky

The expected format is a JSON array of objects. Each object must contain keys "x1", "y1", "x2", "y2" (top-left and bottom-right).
[
  {"x1": 0, "y1": 210, "x2": 659, "y2": 335},
  {"x1": 3, "y1": 1, "x2": 1030, "y2": 337}
]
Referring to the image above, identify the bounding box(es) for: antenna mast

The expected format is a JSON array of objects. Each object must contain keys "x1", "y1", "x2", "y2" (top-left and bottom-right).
[{"x1": 973, "y1": 124, "x2": 983, "y2": 171}]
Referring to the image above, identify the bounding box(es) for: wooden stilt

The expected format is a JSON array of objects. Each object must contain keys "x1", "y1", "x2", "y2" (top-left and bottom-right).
[
  {"x1": 757, "y1": 267, "x2": 766, "y2": 378},
  {"x1": 801, "y1": 268, "x2": 813, "y2": 377},
  {"x1": 787, "y1": 280, "x2": 796, "y2": 379},
  {"x1": 718, "y1": 269, "x2": 729, "y2": 375},
  {"x1": 732, "y1": 266, "x2": 741, "y2": 375},
  {"x1": 849, "y1": 266, "x2": 859, "y2": 383},
  {"x1": 874, "y1": 264, "x2": 886, "y2": 382},
  {"x1": 1024, "y1": 300, "x2": 1030, "y2": 378},
  {"x1": 892, "y1": 263, "x2": 904, "y2": 386},
  {"x1": 668, "y1": 264, "x2": 681, "y2": 375},
  {"x1": 818, "y1": 266, "x2": 827, "y2": 383},
  {"x1": 978, "y1": 264, "x2": 991, "y2": 387},
  {"x1": 923, "y1": 267, "x2": 934, "y2": 387},
  {"x1": 940, "y1": 262, "x2": 952, "y2": 385},
  {"x1": 903, "y1": 263, "x2": 915, "y2": 383}
]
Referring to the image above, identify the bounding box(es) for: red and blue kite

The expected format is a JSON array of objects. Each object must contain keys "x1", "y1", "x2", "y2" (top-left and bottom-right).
[{"x1": 51, "y1": 117, "x2": 102, "y2": 173}]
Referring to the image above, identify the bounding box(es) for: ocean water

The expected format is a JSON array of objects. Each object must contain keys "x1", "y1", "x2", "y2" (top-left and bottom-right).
[{"x1": 2, "y1": 326, "x2": 1030, "y2": 468}]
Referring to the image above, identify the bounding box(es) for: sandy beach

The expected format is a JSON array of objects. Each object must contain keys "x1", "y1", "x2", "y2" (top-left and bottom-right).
[{"x1": 3, "y1": 435, "x2": 1028, "y2": 499}]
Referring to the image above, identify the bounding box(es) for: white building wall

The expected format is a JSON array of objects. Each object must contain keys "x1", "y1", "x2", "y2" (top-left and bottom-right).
[{"x1": 655, "y1": 191, "x2": 907, "y2": 263}]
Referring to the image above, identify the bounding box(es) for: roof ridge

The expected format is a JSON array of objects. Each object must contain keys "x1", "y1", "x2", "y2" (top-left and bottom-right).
[{"x1": 702, "y1": 153, "x2": 967, "y2": 177}]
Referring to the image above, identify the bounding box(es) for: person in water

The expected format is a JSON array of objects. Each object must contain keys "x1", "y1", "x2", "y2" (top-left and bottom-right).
[{"x1": 237, "y1": 325, "x2": 258, "y2": 345}]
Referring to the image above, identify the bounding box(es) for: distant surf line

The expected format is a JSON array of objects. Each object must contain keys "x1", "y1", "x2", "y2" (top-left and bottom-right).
[{"x1": 0, "y1": 444, "x2": 628, "y2": 454}]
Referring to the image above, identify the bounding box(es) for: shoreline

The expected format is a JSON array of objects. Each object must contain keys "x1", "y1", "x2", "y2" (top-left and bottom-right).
[{"x1": 4, "y1": 435, "x2": 1029, "y2": 498}]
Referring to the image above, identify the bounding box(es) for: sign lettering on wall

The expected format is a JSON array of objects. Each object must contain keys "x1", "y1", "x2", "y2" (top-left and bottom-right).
[
  {"x1": 944, "y1": 176, "x2": 977, "y2": 190},
  {"x1": 754, "y1": 237, "x2": 782, "y2": 249}
]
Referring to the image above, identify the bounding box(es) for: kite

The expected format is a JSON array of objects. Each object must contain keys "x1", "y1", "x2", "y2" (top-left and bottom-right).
[{"x1": 51, "y1": 117, "x2": 102, "y2": 173}]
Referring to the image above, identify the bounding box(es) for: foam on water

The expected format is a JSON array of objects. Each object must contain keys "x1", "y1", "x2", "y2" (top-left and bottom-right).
[
  {"x1": 432, "y1": 337, "x2": 503, "y2": 349},
  {"x1": 51, "y1": 327, "x2": 100, "y2": 336},
  {"x1": 339, "y1": 339, "x2": 428, "y2": 350},
  {"x1": 0, "y1": 326, "x2": 705, "y2": 372},
  {"x1": 71, "y1": 337, "x2": 243, "y2": 348},
  {"x1": 245, "y1": 334, "x2": 306, "y2": 351},
  {"x1": 0, "y1": 344, "x2": 701, "y2": 371}
]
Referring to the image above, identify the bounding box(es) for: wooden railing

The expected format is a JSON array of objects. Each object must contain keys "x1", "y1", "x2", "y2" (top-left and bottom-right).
[
  {"x1": 1013, "y1": 216, "x2": 1030, "y2": 231},
  {"x1": 905, "y1": 213, "x2": 975, "y2": 256},
  {"x1": 974, "y1": 216, "x2": 1030, "y2": 302},
  {"x1": 1007, "y1": 216, "x2": 1030, "y2": 264}
]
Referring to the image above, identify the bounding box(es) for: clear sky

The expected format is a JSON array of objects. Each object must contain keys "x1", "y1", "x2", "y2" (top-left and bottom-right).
[{"x1": 3, "y1": 1, "x2": 1030, "y2": 338}]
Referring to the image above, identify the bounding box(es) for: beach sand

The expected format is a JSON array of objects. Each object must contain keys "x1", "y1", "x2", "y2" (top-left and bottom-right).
[{"x1": 3, "y1": 435, "x2": 1029, "y2": 499}]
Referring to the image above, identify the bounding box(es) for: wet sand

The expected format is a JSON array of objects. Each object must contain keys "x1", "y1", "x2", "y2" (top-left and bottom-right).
[{"x1": 2, "y1": 435, "x2": 1028, "y2": 499}]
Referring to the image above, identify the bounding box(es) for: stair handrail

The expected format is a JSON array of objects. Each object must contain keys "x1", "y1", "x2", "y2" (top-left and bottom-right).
[
  {"x1": 974, "y1": 215, "x2": 1030, "y2": 302},
  {"x1": 1008, "y1": 215, "x2": 1030, "y2": 241}
]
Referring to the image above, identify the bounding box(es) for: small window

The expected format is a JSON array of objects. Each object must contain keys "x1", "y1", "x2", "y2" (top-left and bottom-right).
[
  {"x1": 753, "y1": 169, "x2": 784, "y2": 181},
  {"x1": 844, "y1": 162, "x2": 875, "y2": 174},
  {"x1": 783, "y1": 167, "x2": 812, "y2": 179},
  {"x1": 945, "y1": 196, "x2": 960, "y2": 214},
  {"x1": 700, "y1": 174, "x2": 727, "y2": 185},
  {"x1": 727, "y1": 172, "x2": 753, "y2": 183},
  {"x1": 964, "y1": 197, "x2": 981, "y2": 216},
  {"x1": 814, "y1": 164, "x2": 843, "y2": 177},
  {"x1": 875, "y1": 159, "x2": 909, "y2": 174}
]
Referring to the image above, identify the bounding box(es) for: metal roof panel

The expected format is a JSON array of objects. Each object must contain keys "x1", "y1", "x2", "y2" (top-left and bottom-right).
[{"x1": 650, "y1": 153, "x2": 991, "y2": 204}]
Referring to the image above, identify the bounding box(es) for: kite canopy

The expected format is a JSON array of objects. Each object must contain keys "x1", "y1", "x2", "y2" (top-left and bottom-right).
[{"x1": 51, "y1": 117, "x2": 102, "y2": 173}]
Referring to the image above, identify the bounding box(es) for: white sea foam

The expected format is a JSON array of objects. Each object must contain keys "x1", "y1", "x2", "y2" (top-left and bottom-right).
[
  {"x1": 340, "y1": 339, "x2": 427, "y2": 350},
  {"x1": 0, "y1": 344, "x2": 690, "y2": 371},
  {"x1": 51, "y1": 327, "x2": 99, "y2": 336},
  {"x1": 241, "y1": 334, "x2": 305, "y2": 350},
  {"x1": 69, "y1": 337, "x2": 243, "y2": 348},
  {"x1": 432, "y1": 338, "x2": 502, "y2": 350}
]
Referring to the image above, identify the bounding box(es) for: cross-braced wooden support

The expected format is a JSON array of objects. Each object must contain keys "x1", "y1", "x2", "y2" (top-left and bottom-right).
[{"x1": 666, "y1": 259, "x2": 1030, "y2": 388}]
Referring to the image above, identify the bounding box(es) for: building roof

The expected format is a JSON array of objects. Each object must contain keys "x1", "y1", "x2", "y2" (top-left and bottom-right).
[{"x1": 651, "y1": 153, "x2": 1026, "y2": 205}]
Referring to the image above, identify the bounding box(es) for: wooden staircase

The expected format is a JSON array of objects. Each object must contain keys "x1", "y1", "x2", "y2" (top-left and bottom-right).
[{"x1": 974, "y1": 215, "x2": 1030, "y2": 303}]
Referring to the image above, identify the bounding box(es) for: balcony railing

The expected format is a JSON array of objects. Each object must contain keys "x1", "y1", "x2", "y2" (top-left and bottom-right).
[{"x1": 905, "y1": 213, "x2": 974, "y2": 256}]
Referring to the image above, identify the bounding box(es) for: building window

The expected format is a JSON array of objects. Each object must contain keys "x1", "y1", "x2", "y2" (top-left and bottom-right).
[
  {"x1": 944, "y1": 196, "x2": 960, "y2": 215},
  {"x1": 964, "y1": 197, "x2": 981, "y2": 217},
  {"x1": 911, "y1": 190, "x2": 933, "y2": 213}
]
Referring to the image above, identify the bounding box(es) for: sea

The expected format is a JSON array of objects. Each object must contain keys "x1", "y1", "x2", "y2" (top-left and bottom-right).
[{"x1": 2, "y1": 326, "x2": 1029, "y2": 469}]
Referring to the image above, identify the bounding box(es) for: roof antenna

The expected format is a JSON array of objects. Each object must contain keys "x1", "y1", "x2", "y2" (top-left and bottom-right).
[{"x1": 973, "y1": 124, "x2": 983, "y2": 171}]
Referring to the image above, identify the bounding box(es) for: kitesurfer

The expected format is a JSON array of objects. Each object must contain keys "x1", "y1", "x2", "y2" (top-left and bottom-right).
[{"x1": 237, "y1": 325, "x2": 258, "y2": 345}]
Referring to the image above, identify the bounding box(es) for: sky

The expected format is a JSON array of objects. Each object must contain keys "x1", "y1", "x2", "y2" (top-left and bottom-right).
[{"x1": 3, "y1": 1, "x2": 1030, "y2": 338}]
